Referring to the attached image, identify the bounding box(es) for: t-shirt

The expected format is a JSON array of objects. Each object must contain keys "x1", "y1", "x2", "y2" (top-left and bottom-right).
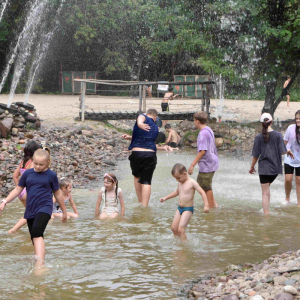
[
  {"x1": 284, "y1": 124, "x2": 300, "y2": 167},
  {"x1": 197, "y1": 126, "x2": 219, "y2": 173},
  {"x1": 252, "y1": 131, "x2": 287, "y2": 175},
  {"x1": 18, "y1": 168, "x2": 60, "y2": 219},
  {"x1": 128, "y1": 114, "x2": 159, "y2": 151}
]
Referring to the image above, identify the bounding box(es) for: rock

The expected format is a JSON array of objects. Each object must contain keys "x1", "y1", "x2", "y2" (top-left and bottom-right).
[
  {"x1": 103, "y1": 159, "x2": 117, "y2": 166},
  {"x1": 24, "y1": 132, "x2": 34, "y2": 139},
  {"x1": 215, "y1": 138, "x2": 224, "y2": 148},
  {"x1": 251, "y1": 296, "x2": 264, "y2": 300},
  {"x1": 25, "y1": 114, "x2": 37, "y2": 123},
  {"x1": 284, "y1": 286, "x2": 298, "y2": 295},
  {"x1": 274, "y1": 276, "x2": 287, "y2": 286},
  {"x1": 81, "y1": 130, "x2": 93, "y2": 137},
  {"x1": 249, "y1": 290, "x2": 256, "y2": 296},
  {"x1": 106, "y1": 139, "x2": 116, "y2": 147},
  {"x1": 190, "y1": 142, "x2": 197, "y2": 148},
  {"x1": 186, "y1": 135, "x2": 197, "y2": 143},
  {"x1": 285, "y1": 279, "x2": 297, "y2": 286},
  {"x1": 0, "y1": 118, "x2": 13, "y2": 138},
  {"x1": 222, "y1": 295, "x2": 238, "y2": 300},
  {"x1": 274, "y1": 293, "x2": 294, "y2": 300},
  {"x1": 87, "y1": 175, "x2": 95, "y2": 180},
  {"x1": 11, "y1": 128, "x2": 19, "y2": 136}
]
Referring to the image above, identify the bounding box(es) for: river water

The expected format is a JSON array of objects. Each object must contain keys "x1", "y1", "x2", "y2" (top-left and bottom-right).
[{"x1": 1, "y1": 150, "x2": 300, "y2": 299}]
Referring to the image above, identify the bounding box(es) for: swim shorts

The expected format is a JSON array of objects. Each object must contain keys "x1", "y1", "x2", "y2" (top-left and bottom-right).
[
  {"x1": 284, "y1": 163, "x2": 300, "y2": 176},
  {"x1": 259, "y1": 174, "x2": 278, "y2": 184},
  {"x1": 161, "y1": 103, "x2": 169, "y2": 112},
  {"x1": 197, "y1": 172, "x2": 215, "y2": 191},
  {"x1": 168, "y1": 142, "x2": 178, "y2": 148},
  {"x1": 129, "y1": 151, "x2": 157, "y2": 185},
  {"x1": 27, "y1": 212, "x2": 51, "y2": 243},
  {"x1": 178, "y1": 206, "x2": 194, "y2": 215}
]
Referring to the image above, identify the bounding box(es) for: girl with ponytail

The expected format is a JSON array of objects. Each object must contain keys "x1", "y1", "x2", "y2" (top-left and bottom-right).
[
  {"x1": 283, "y1": 110, "x2": 300, "y2": 205},
  {"x1": 250, "y1": 113, "x2": 291, "y2": 215}
]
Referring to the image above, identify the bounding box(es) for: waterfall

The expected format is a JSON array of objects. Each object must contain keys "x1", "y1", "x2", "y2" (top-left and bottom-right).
[
  {"x1": 0, "y1": 0, "x2": 9, "y2": 23},
  {"x1": 211, "y1": 74, "x2": 225, "y2": 121}
]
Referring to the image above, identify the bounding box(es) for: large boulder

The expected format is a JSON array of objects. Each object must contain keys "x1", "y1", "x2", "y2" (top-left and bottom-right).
[
  {"x1": 274, "y1": 293, "x2": 294, "y2": 300},
  {"x1": 215, "y1": 137, "x2": 224, "y2": 148},
  {"x1": 0, "y1": 118, "x2": 13, "y2": 138}
]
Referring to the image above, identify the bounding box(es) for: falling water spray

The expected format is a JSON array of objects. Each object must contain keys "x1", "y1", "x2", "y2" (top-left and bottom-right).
[{"x1": 0, "y1": 0, "x2": 9, "y2": 23}]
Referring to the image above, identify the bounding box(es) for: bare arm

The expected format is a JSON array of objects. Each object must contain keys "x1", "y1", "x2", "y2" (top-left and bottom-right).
[
  {"x1": 12, "y1": 165, "x2": 21, "y2": 186},
  {"x1": 193, "y1": 181, "x2": 209, "y2": 213},
  {"x1": 53, "y1": 189, "x2": 67, "y2": 222},
  {"x1": 95, "y1": 191, "x2": 102, "y2": 215},
  {"x1": 165, "y1": 132, "x2": 171, "y2": 144},
  {"x1": 249, "y1": 157, "x2": 258, "y2": 174},
  {"x1": 137, "y1": 115, "x2": 150, "y2": 132},
  {"x1": 69, "y1": 194, "x2": 79, "y2": 216},
  {"x1": 160, "y1": 188, "x2": 179, "y2": 202},
  {"x1": 118, "y1": 190, "x2": 125, "y2": 216},
  {"x1": 121, "y1": 134, "x2": 132, "y2": 140},
  {"x1": 188, "y1": 150, "x2": 206, "y2": 175},
  {"x1": 0, "y1": 186, "x2": 24, "y2": 214}
]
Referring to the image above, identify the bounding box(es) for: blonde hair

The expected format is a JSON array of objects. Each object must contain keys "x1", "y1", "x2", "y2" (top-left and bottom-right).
[
  {"x1": 33, "y1": 148, "x2": 51, "y2": 167},
  {"x1": 59, "y1": 178, "x2": 71, "y2": 190}
]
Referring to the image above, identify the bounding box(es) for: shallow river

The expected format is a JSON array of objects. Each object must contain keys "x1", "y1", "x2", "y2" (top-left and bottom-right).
[{"x1": 1, "y1": 150, "x2": 300, "y2": 299}]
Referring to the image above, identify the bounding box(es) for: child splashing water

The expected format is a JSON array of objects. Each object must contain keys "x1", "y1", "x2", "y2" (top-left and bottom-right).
[
  {"x1": 9, "y1": 141, "x2": 42, "y2": 234},
  {"x1": 0, "y1": 149, "x2": 67, "y2": 270},
  {"x1": 52, "y1": 178, "x2": 79, "y2": 219},
  {"x1": 95, "y1": 173, "x2": 125, "y2": 219}
]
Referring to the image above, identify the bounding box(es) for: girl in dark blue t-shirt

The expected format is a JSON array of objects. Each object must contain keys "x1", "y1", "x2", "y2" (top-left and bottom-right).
[{"x1": 0, "y1": 149, "x2": 68, "y2": 270}]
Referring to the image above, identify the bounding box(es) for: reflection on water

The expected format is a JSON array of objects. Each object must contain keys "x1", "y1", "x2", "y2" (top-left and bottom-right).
[{"x1": 1, "y1": 151, "x2": 300, "y2": 299}]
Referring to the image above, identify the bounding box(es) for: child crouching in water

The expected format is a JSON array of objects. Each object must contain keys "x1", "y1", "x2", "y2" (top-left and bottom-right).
[
  {"x1": 160, "y1": 163, "x2": 209, "y2": 241},
  {"x1": 0, "y1": 149, "x2": 67, "y2": 269},
  {"x1": 52, "y1": 178, "x2": 79, "y2": 219},
  {"x1": 95, "y1": 173, "x2": 125, "y2": 219}
]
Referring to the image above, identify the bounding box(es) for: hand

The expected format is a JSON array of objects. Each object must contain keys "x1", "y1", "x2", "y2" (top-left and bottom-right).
[
  {"x1": 160, "y1": 197, "x2": 166, "y2": 203},
  {"x1": 249, "y1": 166, "x2": 256, "y2": 174},
  {"x1": 287, "y1": 149, "x2": 294, "y2": 159},
  {"x1": 139, "y1": 123, "x2": 150, "y2": 132},
  {"x1": 188, "y1": 165, "x2": 194, "y2": 175},
  {"x1": 121, "y1": 134, "x2": 130, "y2": 139},
  {"x1": 0, "y1": 201, "x2": 6, "y2": 215},
  {"x1": 204, "y1": 205, "x2": 209, "y2": 213},
  {"x1": 61, "y1": 212, "x2": 67, "y2": 223}
]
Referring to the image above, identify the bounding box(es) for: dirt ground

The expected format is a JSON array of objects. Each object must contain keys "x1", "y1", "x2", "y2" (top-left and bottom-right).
[{"x1": 0, "y1": 94, "x2": 297, "y2": 126}]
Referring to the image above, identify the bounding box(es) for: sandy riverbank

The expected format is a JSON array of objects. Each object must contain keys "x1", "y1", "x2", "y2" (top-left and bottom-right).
[{"x1": 0, "y1": 94, "x2": 298, "y2": 126}]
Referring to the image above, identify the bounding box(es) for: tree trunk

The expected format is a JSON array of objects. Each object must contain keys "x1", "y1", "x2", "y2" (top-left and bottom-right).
[{"x1": 262, "y1": 81, "x2": 277, "y2": 116}]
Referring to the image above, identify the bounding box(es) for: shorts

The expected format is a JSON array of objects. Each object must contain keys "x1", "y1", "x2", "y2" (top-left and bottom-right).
[
  {"x1": 18, "y1": 187, "x2": 26, "y2": 200},
  {"x1": 284, "y1": 163, "x2": 300, "y2": 176},
  {"x1": 129, "y1": 151, "x2": 157, "y2": 185},
  {"x1": 178, "y1": 206, "x2": 194, "y2": 215},
  {"x1": 197, "y1": 172, "x2": 215, "y2": 191},
  {"x1": 27, "y1": 212, "x2": 51, "y2": 243},
  {"x1": 161, "y1": 103, "x2": 169, "y2": 112},
  {"x1": 286, "y1": 90, "x2": 290, "y2": 96},
  {"x1": 168, "y1": 142, "x2": 178, "y2": 148},
  {"x1": 259, "y1": 175, "x2": 278, "y2": 184}
]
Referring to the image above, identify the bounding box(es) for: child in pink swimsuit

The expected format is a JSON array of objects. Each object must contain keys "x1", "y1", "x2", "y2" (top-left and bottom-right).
[{"x1": 9, "y1": 141, "x2": 42, "y2": 233}]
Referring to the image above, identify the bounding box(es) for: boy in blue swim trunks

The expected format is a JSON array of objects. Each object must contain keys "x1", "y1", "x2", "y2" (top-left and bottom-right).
[{"x1": 160, "y1": 163, "x2": 209, "y2": 241}]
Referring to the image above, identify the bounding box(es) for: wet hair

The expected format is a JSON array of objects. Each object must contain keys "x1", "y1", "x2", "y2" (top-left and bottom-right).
[
  {"x1": 22, "y1": 140, "x2": 42, "y2": 168},
  {"x1": 295, "y1": 110, "x2": 300, "y2": 145},
  {"x1": 155, "y1": 132, "x2": 166, "y2": 144},
  {"x1": 104, "y1": 173, "x2": 118, "y2": 199},
  {"x1": 168, "y1": 86, "x2": 173, "y2": 92},
  {"x1": 146, "y1": 108, "x2": 158, "y2": 117},
  {"x1": 33, "y1": 148, "x2": 51, "y2": 167},
  {"x1": 165, "y1": 124, "x2": 171, "y2": 129},
  {"x1": 193, "y1": 112, "x2": 207, "y2": 124},
  {"x1": 262, "y1": 118, "x2": 272, "y2": 143},
  {"x1": 171, "y1": 163, "x2": 187, "y2": 176},
  {"x1": 59, "y1": 178, "x2": 71, "y2": 190}
]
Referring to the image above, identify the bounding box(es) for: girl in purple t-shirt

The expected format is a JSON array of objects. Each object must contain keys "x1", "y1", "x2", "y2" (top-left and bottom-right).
[{"x1": 0, "y1": 149, "x2": 68, "y2": 271}]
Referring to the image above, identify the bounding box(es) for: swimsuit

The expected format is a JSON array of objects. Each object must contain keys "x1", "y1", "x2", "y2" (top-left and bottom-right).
[
  {"x1": 168, "y1": 142, "x2": 178, "y2": 148},
  {"x1": 178, "y1": 206, "x2": 194, "y2": 215},
  {"x1": 52, "y1": 195, "x2": 70, "y2": 213},
  {"x1": 18, "y1": 160, "x2": 32, "y2": 200},
  {"x1": 101, "y1": 187, "x2": 122, "y2": 216}
]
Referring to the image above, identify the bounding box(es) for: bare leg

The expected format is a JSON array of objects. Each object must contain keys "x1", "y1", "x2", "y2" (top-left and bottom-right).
[
  {"x1": 285, "y1": 174, "x2": 293, "y2": 202},
  {"x1": 133, "y1": 176, "x2": 143, "y2": 203},
  {"x1": 177, "y1": 211, "x2": 193, "y2": 241},
  {"x1": 296, "y1": 176, "x2": 300, "y2": 206},
  {"x1": 33, "y1": 237, "x2": 45, "y2": 268},
  {"x1": 9, "y1": 217, "x2": 27, "y2": 234},
  {"x1": 141, "y1": 184, "x2": 151, "y2": 207},
  {"x1": 108, "y1": 212, "x2": 119, "y2": 219},
  {"x1": 99, "y1": 212, "x2": 109, "y2": 219},
  {"x1": 261, "y1": 183, "x2": 271, "y2": 215},
  {"x1": 206, "y1": 190, "x2": 218, "y2": 208},
  {"x1": 287, "y1": 95, "x2": 290, "y2": 107},
  {"x1": 171, "y1": 209, "x2": 181, "y2": 237}
]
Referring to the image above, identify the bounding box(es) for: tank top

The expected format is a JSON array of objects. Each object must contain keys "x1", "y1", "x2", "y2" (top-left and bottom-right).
[{"x1": 128, "y1": 114, "x2": 159, "y2": 151}]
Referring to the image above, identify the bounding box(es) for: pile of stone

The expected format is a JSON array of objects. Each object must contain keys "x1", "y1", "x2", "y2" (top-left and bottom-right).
[
  {"x1": 180, "y1": 250, "x2": 300, "y2": 300},
  {"x1": 0, "y1": 103, "x2": 41, "y2": 138},
  {"x1": 0, "y1": 123, "x2": 130, "y2": 197}
]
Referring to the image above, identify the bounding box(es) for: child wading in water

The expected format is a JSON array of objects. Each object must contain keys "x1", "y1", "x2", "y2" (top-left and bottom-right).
[
  {"x1": 52, "y1": 178, "x2": 79, "y2": 219},
  {"x1": 9, "y1": 141, "x2": 42, "y2": 234},
  {"x1": 0, "y1": 149, "x2": 67, "y2": 269},
  {"x1": 95, "y1": 173, "x2": 125, "y2": 219},
  {"x1": 160, "y1": 163, "x2": 209, "y2": 241},
  {"x1": 250, "y1": 113, "x2": 290, "y2": 215}
]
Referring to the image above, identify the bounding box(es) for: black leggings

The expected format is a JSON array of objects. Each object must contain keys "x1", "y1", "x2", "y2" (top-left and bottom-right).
[
  {"x1": 27, "y1": 212, "x2": 51, "y2": 243},
  {"x1": 284, "y1": 163, "x2": 300, "y2": 176}
]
